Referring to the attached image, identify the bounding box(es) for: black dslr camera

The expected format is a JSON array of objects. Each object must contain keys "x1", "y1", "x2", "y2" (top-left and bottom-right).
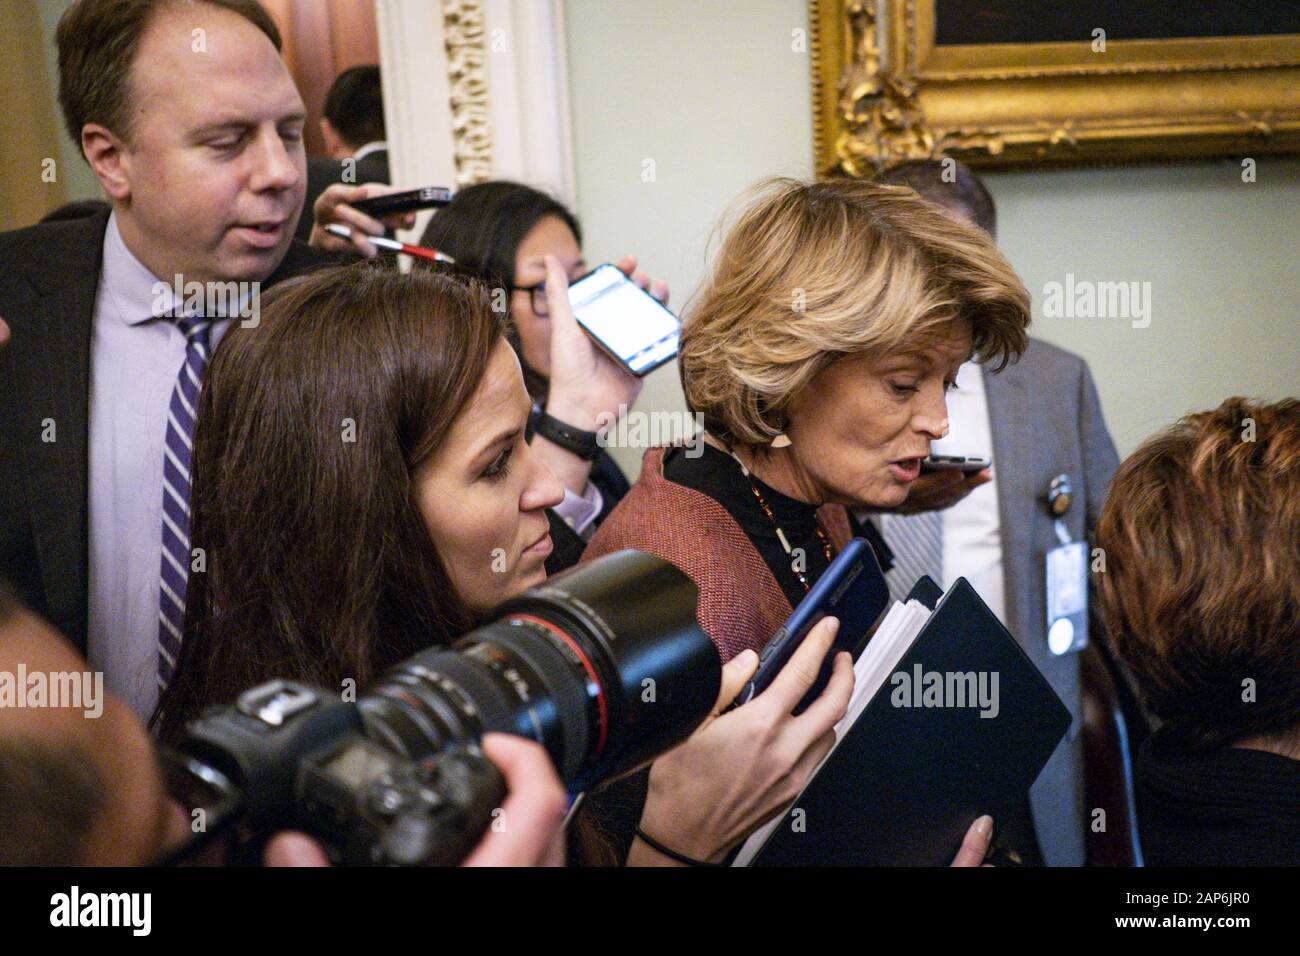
[
  {"x1": 166, "y1": 682, "x2": 508, "y2": 866},
  {"x1": 161, "y1": 551, "x2": 721, "y2": 866}
]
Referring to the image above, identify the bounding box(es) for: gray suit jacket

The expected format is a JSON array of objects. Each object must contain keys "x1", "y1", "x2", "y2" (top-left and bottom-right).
[{"x1": 984, "y1": 337, "x2": 1119, "y2": 866}]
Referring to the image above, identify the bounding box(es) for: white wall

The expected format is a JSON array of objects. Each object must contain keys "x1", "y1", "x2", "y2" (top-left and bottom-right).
[
  {"x1": 564, "y1": 0, "x2": 1300, "y2": 473},
  {"x1": 565, "y1": 0, "x2": 817, "y2": 473},
  {"x1": 985, "y1": 160, "x2": 1300, "y2": 454}
]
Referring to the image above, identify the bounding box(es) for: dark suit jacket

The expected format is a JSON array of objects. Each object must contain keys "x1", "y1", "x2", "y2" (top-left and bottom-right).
[
  {"x1": 0, "y1": 206, "x2": 335, "y2": 656},
  {"x1": 984, "y1": 337, "x2": 1119, "y2": 865},
  {"x1": 296, "y1": 151, "x2": 390, "y2": 242}
]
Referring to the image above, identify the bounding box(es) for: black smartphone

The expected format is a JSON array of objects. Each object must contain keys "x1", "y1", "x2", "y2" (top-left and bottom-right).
[
  {"x1": 567, "y1": 263, "x2": 680, "y2": 376},
  {"x1": 731, "y1": 538, "x2": 890, "y2": 715},
  {"x1": 921, "y1": 454, "x2": 992, "y2": 474},
  {"x1": 351, "y1": 186, "x2": 454, "y2": 217}
]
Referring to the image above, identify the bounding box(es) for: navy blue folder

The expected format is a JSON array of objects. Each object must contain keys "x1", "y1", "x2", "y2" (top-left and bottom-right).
[{"x1": 749, "y1": 578, "x2": 1071, "y2": 866}]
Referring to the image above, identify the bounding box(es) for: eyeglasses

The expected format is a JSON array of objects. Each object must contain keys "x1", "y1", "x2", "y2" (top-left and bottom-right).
[
  {"x1": 512, "y1": 281, "x2": 550, "y2": 317},
  {"x1": 510, "y1": 269, "x2": 590, "y2": 318}
]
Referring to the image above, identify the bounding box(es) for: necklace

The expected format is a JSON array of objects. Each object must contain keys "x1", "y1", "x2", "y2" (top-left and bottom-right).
[{"x1": 727, "y1": 447, "x2": 834, "y2": 592}]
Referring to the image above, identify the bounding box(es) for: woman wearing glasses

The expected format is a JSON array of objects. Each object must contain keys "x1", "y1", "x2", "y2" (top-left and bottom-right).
[{"x1": 422, "y1": 183, "x2": 665, "y2": 567}]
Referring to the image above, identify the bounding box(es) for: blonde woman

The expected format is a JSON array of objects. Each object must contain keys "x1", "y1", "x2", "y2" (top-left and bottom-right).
[
  {"x1": 559, "y1": 178, "x2": 1029, "y2": 865},
  {"x1": 583, "y1": 177, "x2": 1031, "y2": 661}
]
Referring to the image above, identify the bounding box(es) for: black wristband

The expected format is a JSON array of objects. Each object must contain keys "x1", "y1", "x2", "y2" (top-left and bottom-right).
[
  {"x1": 531, "y1": 410, "x2": 602, "y2": 461},
  {"x1": 634, "y1": 827, "x2": 723, "y2": 867}
]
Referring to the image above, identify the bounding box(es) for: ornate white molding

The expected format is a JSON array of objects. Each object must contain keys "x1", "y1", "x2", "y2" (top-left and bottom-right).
[
  {"x1": 376, "y1": 0, "x2": 577, "y2": 232},
  {"x1": 441, "y1": 0, "x2": 494, "y2": 186},
  {"x1": 374, "y1": 0, "x2": 458, "y2": 243}
]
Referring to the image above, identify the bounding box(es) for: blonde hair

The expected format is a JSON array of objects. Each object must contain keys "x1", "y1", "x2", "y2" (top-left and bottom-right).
[{"x1": 679, "y1": 177, "x2": 1030, "y2": 445}]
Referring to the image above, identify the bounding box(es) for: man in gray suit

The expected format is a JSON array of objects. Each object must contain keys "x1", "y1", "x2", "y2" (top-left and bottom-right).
[{"x1": 872, "y1": 160, "x2": 1120, "y2": 866}]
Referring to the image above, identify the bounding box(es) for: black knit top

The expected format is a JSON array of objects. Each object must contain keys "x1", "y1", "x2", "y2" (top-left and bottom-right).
[{"x1": 1138, "y1": 727, "x2": 1300, "y2": 866}]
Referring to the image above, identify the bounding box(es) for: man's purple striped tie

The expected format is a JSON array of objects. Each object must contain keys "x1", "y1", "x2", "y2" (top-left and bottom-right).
[{"x1": 158, "y1": 315, "x2": 212, "y2": 690}]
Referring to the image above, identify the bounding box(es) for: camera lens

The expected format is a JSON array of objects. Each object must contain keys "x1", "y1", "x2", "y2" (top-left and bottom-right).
[{"x1": 358, "y1": 551, "x2": 720, "y2": 790}]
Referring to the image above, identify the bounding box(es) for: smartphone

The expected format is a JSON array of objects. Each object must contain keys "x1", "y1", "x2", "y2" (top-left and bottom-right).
[
  {"x1": 567, "y1": 264, "x2": 680, "y2": 376},
  {"x1": 732, "y1": 538, "x2": 890, "y2": 715},
  {"x1": 351, "y1": 186, "x2": 454, "y2": 217},
  {"x1": 921, "y1": 454, "x2": 992, "y2": 474}
]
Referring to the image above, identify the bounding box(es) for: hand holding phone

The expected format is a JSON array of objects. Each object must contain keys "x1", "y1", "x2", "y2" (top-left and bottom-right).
[
  {"x1": 732, "y1": 538, "x2": 889, "y2": 715},
  {"x1": 634, "y1": 617, "x2": 854, "y2": 864},
  {"x1": 566, "y1": 264, "x2": 680, "y2": 376},
  {"x1": 311, "y1": 183, "x2": 417, "y2": 258},
  {"x1": 887, "y1": 465, "x2": 992, "y2": 515},
  {"x1": 540, "y1": 256, "x2": 644, "y2": 441}
]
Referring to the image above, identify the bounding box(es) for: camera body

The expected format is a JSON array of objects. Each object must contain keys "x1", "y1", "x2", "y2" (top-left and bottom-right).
[
  {"x1": 181, "y1": 681, "x2": 505, "y2": 866},
  {"x1": 164, "y1": 551, "x2": 721, "y2": 866}
]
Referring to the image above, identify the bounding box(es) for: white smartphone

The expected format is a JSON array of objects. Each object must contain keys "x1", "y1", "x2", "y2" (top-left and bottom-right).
[{"x1": 567, "y1": 264, "x2": 680, "y2": 376}]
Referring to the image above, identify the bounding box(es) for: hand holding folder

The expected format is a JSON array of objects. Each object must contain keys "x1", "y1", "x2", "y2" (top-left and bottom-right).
[
  {"x1": 635, "y1": 615, "x2": 855, "y2": 864},
  {"x1": 733, "y1": 576, "x2": 1071, "y2": 866}
]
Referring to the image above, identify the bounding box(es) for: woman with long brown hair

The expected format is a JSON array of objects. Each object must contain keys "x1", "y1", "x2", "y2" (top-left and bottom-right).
[
  {"x1": 156, "y1": 263, "x2": 514, "y2": 727},
  {"x1": 153, "y1": 260, "x2": 921, "y2": 867}
]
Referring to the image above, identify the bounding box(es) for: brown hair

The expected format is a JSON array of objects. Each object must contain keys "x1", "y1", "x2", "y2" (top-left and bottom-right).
[
  {"x1": 0, "y1": 586, "x2": 106, "y2": 864},
  {"x1": 1095, "y1": 397, "x2": 1300, "y2": 748},
  {"x1": 679, "y1": 177, "x2": 1029, "y2": 446},
  {"x1": 154, "y1": 262, "x2": 505, "y2": 741},
  {"x1": 57, "y1": 0, "x2": 282, "y2": 147}
]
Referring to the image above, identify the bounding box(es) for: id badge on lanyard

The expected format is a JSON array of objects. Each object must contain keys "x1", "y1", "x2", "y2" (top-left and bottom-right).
[{"x1": 1044, "y1": 474, "x2": 1088, "y2": 656}]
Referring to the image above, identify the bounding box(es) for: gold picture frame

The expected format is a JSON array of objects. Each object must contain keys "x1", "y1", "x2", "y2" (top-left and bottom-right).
[{"x1": 811, "y1": 0, "x2": 1300, "y2": 173}]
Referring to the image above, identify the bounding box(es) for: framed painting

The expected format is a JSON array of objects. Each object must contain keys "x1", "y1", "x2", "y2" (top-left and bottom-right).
[{"x1": 810, "y1": 0, "x2": 1300, "y2": 171}]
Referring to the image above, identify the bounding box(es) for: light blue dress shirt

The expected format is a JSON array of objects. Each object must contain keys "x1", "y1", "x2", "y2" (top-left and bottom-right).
[{"x1": 86, "y1": 214, "x2": 232, "y2": 720}]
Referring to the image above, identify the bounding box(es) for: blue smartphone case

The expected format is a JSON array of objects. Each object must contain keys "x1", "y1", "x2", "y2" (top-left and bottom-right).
[{"x1": 733, "y1": 537, "x2": 890, "y2": 714}]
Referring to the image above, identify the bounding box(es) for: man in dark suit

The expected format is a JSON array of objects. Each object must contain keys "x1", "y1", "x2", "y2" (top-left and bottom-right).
[
  {"x1": 0, "y1": 0, "x2": 350, "y2": 720},
  {"x1": 870, "y1": 160, "x2": 1120, "y2": 866},
  {"x1": 297, "y1": 65, "x2": 390, "y2": 243}
]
